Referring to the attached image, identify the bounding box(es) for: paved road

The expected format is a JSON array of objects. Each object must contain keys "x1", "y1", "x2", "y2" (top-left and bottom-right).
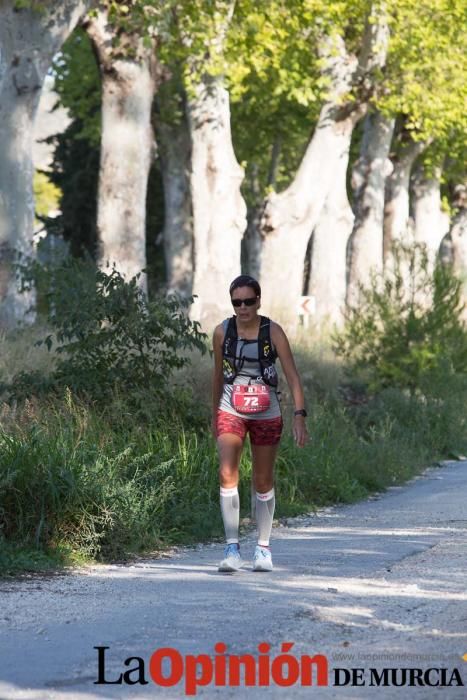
[{"x1": 1, "y1": 460, "x2": 466, "y2": 699}]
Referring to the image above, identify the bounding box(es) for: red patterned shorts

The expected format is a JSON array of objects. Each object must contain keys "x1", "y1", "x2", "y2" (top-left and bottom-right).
[{"x1": 216, "y1": 409, "x2": 283, "y2": 446}]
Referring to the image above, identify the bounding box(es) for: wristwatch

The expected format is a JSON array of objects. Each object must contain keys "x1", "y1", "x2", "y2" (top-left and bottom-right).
[{"x1": 294, "y1": 409, "x2": 307, "y2": 417}]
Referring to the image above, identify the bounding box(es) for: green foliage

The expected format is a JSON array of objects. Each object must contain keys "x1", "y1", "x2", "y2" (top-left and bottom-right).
[
  {"x1": 8, "y1": 259, "x2": 208, "y2": 406},
  {"x1": 44, "y1": 118, "x2": 100, "y2": 259},
  {"x1": 333, "y1": 243, "x2": 467, "y2": 393},
  {"x1": 13, "y1": 0, "x2": 45, "y2": 10},
  {"x1": 0, "y1": 395, "x2": 223, "y2": 563},
  {"x1": 2, "y1": 370, "x2": 467, "y2": 572},
  {"x1": 0, "y1": 541, "x2": 71, "y2": 577},
  {"x1": 45, "y1": 30, "x2": 101, "y2": 258},
  {"x1": 52, "y1": 29, "x2": 102, "y2": 146},
  {"x1": 383, "y1": 0, "x2": 467, "y2": 143},
  {"x1": 227, "y1": 0, "x2": 367, "y2": 196},
  {"x1": 2, "y1": 319, "x2": 467, "y2": 573},
  {"x1": 33, "y1": 171, "x2": 61, "y2": 220}
]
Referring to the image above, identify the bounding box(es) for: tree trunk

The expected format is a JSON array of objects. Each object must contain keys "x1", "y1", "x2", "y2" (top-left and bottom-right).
[
  {"x1": 85, "y1": 10, "x2": 160, "y2": 294},
  {"x1": 306, "y1": 145, "x2": 354, "y2": 330},
  {"x1": 259, "y1": 101, "x2": 359, "y2": 326},
  {"x1": 187, "y1": 75, "x2": 247, "y2": 330},
  {"x1": 0, "y1": 0, "x2": 93, "y2": 327},
  {"x1": 449, "y1": 183, "x2": 467, "y2": 290},
  {"x1": 411, "y1": 163, "x2": 450, "y2": 269},
  {"x1": 346, "y1": 111, "x2": 395, "y2": 307},
  {"x1": 258, "y1": 4, "x2": 389, "y2": 325},
  {"x1": 439, "y1": 233, "x2": 454, "y2": 267},
  {"x1": 154, "y1": 94, "x2": 193, "y2": 298},
  {"x1": 383, "y1": 138, "x2": 427, "y2": 260},
  {"x1": 244, "y1": 138, "x2": 282, "y2": 280},
  {"x1": 243, "y1": 163, "x2": 263, "y2": 279},
  {"x1": 450, "y1": 203, "x2": 467, "y2": 321}
]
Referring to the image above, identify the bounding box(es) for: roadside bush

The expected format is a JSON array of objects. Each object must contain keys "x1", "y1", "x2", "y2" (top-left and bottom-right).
[
  {"x1": 2, "y1": 246, "x2": 467, "y2": 575},
  {"x1": 2, "y1": 377, "x2": 467, "y2": 574},
  {"x1": 0, "y1": 394, "x2": 219, "y2": 562},
  {"x1": 6, "y1": 258, "x2": 208, "y2": 416},
  {"x1": 333, "y1": 243, "x2": 467, "y2": 394}
]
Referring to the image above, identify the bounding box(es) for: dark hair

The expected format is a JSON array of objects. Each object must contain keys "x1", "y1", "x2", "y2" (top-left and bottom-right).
[{"x1": 229, "y1": 275, "x2": 261, "y2": 298}]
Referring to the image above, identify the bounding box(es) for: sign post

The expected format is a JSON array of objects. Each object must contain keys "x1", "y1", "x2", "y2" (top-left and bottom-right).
[{"x1": 297, "y1": 295, "x2": 315, "y2": 328}]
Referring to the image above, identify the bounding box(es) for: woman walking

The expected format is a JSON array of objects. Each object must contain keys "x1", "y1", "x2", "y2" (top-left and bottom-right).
[{"x1": 211, "y1": 275, "x2": 309, "y2": 572}]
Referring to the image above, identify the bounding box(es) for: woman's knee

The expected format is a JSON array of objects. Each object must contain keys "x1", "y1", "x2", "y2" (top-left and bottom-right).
[
  {"x1": 218, "y1": 462, "x2": 239, "y2": 486},
  {"x1": 253, "y1": 473, "x2": 274, "y2": 493}
]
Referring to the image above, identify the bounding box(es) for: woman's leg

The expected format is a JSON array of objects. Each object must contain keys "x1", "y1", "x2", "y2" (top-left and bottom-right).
[
  {"x1": 250, "y1": 415, "x2": 283, "y2": 555},
  {"x1": 217, "y1": 412, "x2": 245, "y2": 545},
  {"x1": 217, "y1": 433, "x2": 244, "y2": 489},
  {"x1": 251, "y1": 443, "x2": 279, "y2": 492},
  {"x1": 251, "y1": 442, "x2": 279, "y2": 546}
]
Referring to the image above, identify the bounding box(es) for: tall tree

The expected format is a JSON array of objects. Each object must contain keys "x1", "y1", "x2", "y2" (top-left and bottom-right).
[
  {"x1": 84, "y1": 5, "x2": 162, "y2": 293},
  {"x1": 411, "y1": 159, "x2": 450, "y2": 271},
  {"x1": 449, "y1": 184, "x2": 467, "y2": 318},
  {"x1": 306, "y1": 151, "x2": 354, "y2": 328},
  {"x1": 182, "y1": 0, "x2": 247, "y2": 329},
  {"x1": 346, "y1": 110, "x2": 394, "y2": 306},
  {"x1": 383, "y1": 123, "x2": 428, "y2": 260},
  {"x1": 381, "y1": 0, "x2": 466, "y2": 275},
  {"x1": 255, "y1": 1, "x2": 389, "y2": 324},
  {"x1": 153, "y1": 81, "x2": 193, "y2": 298},
  {"x1": 0, "y1": 0, "x2": 94, "y2": 327}
]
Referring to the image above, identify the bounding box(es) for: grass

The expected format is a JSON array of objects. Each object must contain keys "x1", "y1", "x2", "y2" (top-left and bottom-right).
[
  {"x1": 1, "y1": 324, "x2": 467, "y2": 576},
  {"x1": 0, "y1": 324, "x2": 56, "y2": 385}
]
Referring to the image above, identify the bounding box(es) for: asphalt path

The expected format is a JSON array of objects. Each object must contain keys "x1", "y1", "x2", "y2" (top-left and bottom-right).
[{"x1": 0, "y1": 460, "x2": 466, "y2": 699}]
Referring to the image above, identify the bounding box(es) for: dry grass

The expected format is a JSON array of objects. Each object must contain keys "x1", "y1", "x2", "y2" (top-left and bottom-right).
[{"x1": 0, "y1": 323, "x2": 56, "y2": 384}]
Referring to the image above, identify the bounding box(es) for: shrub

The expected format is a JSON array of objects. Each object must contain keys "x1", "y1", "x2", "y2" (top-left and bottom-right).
[
  {"x1": 333, "y1": 242, "x2": 467, "y2": 394},
  {"x1": 7, "y1": 258, "x2": 208, "y2": 412}
]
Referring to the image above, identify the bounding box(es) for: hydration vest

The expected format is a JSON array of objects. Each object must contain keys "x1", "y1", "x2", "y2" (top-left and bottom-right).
[{"x1": 222, "y1": 315, "x2": 278, "y2": 388}]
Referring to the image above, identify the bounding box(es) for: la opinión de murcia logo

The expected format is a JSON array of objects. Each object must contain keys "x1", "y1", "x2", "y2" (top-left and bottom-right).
[
  {"x1": 94, "y1": 644, "x2": 465, "y2": 695},
  {"x1": 95, "y1": 643, "x2": 327, "y2": 694}
]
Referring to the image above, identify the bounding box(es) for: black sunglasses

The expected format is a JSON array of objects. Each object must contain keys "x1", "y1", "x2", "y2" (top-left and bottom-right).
[{"x1": 231, "y1": 297, "x2": 257, "y2": 307}]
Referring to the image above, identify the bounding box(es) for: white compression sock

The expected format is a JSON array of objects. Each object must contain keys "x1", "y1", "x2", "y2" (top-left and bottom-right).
[
  {"x1": 220, "y1": 486, "x2": 240, "y2": 544},
  {"x1": 256, "y1": 488, "x2": 275, "y2": 546}
]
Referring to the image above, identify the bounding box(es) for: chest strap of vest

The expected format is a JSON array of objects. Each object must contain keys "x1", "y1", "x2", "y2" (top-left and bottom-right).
[
  {"x1": 258, "y1": 317, "x2": 277, "y2": 363},
  {"x1": 222, "y1": 316, "x2": 239, "y2": 383},
  {"x1": 258, "y1": 316, "x2": 278, "y2": 387},
  {"x1": 222, "y1": 315, "x2": 278, "y2": 384}
]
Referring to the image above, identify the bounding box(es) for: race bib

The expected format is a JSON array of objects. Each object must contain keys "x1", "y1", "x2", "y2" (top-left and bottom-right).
[{"x1": 231, "y1": 384, "x2": 271, "y2": 414}]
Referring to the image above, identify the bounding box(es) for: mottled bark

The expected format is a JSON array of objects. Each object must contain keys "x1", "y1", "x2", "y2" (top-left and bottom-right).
[
  {"x1": 449, "y1": 188, "x2": 467, "y2": 273},
  {"x1": 244, "y1": 138, "x2": 283, "y2": 279},
  {"x1": 449, "y1": 196, "x2": 467, "y2": 321},
  {"x1": 243, "y1": 163, "x2": 262, "y2": 280},
  {"x1": 439, "y1": 233, "x2": 454, "y2": 267},
  {"x1": 411, "y1": 163, "x2": 450, "y2": 269},
  {"x1": 346, "y1": 111, "x2": 395, "y2": 307},
  {"x1": 0, "y1": 0, "x2": 93, "y2": 327},
  {"x1": 85, "y1": 9, "x2": 160, "y2": 293},
  {"x1": 306, "y1": 146, "x2": 354, "y2": 329},
  {"x1": 187, "y1": 75, "x2": 247, "y2": 330},
  {"x1": 383, "y1": 137, "x2": 427, "y2": 260},
  {"x1": 258, "y1": 4, "x2": 389, "y2": 324},
  {"x1": 154, "y1": 96, "x2": 193, "y2": 298}
]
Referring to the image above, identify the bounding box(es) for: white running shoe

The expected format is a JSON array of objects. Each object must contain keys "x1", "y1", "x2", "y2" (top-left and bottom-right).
[
  {"x1": 253, "y1": 545, "x2": 273, "y2": 572},
  {"x1": 218, "y1": 543, "x2": 243, "y2": 572}
]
